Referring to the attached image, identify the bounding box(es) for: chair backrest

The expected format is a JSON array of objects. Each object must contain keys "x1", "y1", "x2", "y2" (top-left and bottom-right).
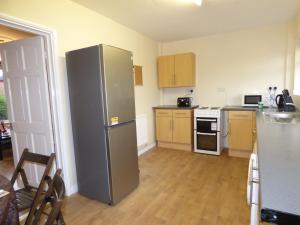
[
  {"x1": 51, "y1": 169, "x2": 65, "y2": 200},
  {"x1": 10, "y1": 148, "x2": 56, "y2": 225},
  {"x1": 10, "y1": 148, "x2": 56, "y2": 189},
  {"x1": 31, "y1": 169, "x2": 65, "y2": 225}
]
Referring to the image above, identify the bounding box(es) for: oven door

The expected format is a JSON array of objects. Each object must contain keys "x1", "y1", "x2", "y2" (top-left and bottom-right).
[
  {"x1": 196, "y1": 117, "x2": 218, "y2": 133},
  {"x1": 195, "y1": 132, "x2": 218, "y2": 151}
]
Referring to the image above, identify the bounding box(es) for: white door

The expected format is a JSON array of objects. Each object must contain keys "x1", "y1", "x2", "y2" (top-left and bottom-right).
[{"x1": 0, "y1": 36, "x2": 54, "y2": 184}]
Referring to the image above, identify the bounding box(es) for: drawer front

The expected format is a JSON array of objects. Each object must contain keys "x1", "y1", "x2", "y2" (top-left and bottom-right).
[
  {"x1": 172, "y1": 109, "x2": 192, "y2": 118},
  {"x1": 229, "y1": 111, "x2": 253, "y2": 120},
  {"x1": 155, "y1": 109, "x2": 172, "y2": 117}
]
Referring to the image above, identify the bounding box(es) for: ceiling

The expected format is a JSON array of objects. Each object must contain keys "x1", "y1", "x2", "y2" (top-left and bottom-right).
[{"x1": 71, "y1": 0, "x2": 300, "y2": 41}]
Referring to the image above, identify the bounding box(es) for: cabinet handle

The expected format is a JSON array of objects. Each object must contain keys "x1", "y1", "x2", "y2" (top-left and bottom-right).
[
  {"x1": 174, "y1": 112, "x2": 188, "y2": 115},
  {"x1": 170, "y1": 120, "x2": 172, "y2": 131},
  {"x1": 232, "y1": 114, "x2": 250, "y2": 118},
  {"x1": 229, "y1": 122, "x2": 231, "y2": 135}
]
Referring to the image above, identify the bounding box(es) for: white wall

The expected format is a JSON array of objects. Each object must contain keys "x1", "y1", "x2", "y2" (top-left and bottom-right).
[
  {"x1": 160, "y1": 24, "x2": 289, "y2": 107},
  {"x1": 0, "y1": 0, "x2": 160, "y2": 194},
  {"x1": 292, "y1": 13, "x2": 300, "y2": 106}
]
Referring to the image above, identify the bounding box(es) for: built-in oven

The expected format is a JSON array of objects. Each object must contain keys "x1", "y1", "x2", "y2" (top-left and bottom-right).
[{"x1": 194, "y1": 117, "x2": 220, "y2": 155}]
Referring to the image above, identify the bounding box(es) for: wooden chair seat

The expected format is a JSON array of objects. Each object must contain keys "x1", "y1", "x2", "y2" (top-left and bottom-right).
[
  {"x1": 15, "y1": 188, "x2": 36, "y2": 211},
  {"x1": 10, "y1": 148, "x2": 56, "y2": 225},
  {"x1": 15, "y1": 188, "x2": 46, "y2": 211}
]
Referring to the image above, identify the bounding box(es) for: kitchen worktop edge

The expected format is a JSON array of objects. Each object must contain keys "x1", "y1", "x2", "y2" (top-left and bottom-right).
[{"x1": 153, "y1": 105, "x2": 199, "y2": 110}]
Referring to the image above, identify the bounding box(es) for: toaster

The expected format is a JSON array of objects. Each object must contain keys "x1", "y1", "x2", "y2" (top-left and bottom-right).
[{"x1": 177, "y1": 97, "x2": 192, "y2": 107}]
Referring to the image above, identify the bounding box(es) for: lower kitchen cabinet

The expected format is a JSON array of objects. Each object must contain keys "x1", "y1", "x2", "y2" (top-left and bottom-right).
[
  {"x1": 228, "y1": 111, "x2": 256, "y2": 158},
  {"x1": 156, "y1": 115, "x2": 173, "y2": 142},
  {"x1": 155, "y1": 109, "x2": 193, "y2": 151}
]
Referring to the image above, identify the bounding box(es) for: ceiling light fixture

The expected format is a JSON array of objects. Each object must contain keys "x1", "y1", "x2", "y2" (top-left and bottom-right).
[{"x1": 194, "y1": 0, "x2": 203, "y2": 6}]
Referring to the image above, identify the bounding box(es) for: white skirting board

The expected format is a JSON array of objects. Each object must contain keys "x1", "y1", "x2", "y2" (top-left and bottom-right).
[
  {"x1": 136, "y1": 114, "x2": 156, "y2": 155},
  {"x1": 136, "y1": 114, "x2": 148, "y2": 146},
  {"x1": 138, "y1": 142, "x2": 156, "y2": 156}
]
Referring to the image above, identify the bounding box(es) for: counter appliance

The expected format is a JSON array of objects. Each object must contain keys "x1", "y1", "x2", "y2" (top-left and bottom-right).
[
  {"x1": 177, "y1": 97, "x2": 192, "y2": 107},
  {"x1": 242, "y1": 94, "x2": 262, "y2": 107}
]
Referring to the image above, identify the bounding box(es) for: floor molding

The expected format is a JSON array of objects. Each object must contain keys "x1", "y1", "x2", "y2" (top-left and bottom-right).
[{"x1": 138, "y1": 142, "x2": 156, "y2": 156}]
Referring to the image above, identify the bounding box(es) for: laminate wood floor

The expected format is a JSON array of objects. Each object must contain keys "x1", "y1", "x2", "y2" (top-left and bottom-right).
[
  {"x1": 0, "y1": 151, "x2": 14, "y2": 178},
  {"x1": 62, "y1": 148, "x2": 250, "y2": 225}
]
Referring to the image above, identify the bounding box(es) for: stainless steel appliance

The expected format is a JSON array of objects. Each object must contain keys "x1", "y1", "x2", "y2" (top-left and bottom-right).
[
  {"x1": 194, "y1": 107, "x2": 223, "y2": 155},
  {"x1": 177, "y1": 97, "x2": 192, "y2": 107},
  {"x1": 242, "y1": 94, "x2": 262, "y2": 107},
  {"x1": 66, "y1": 45, "x2": 139, "y2": 205},
  {"x1": 247, "y1": 152, "x2": 260, "y2": 225}
]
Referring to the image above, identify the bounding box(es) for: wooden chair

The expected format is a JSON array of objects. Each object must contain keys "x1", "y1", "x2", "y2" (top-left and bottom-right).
[
  {"x1": 31, "y1": 169, "x2": 65, "y2": 225},
  {"x1": 10, "y1": 148, "x2": 56, "y2": 225}
]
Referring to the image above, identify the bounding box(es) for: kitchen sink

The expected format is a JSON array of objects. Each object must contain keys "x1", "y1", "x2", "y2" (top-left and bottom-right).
[{"x1": 263, "y1": 112, "x2": 300, "y2": 124}]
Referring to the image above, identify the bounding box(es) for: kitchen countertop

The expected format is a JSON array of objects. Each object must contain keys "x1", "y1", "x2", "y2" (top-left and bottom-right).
[
  {"x1": 153, "y1": 105, "x2": 199, "y2": 110},
  {"x1": 256, "y1": 109, "x2": 300, "y2": 217},
  {"x1": 222, "y1": 105, "x2": 262, "y2": 111}
]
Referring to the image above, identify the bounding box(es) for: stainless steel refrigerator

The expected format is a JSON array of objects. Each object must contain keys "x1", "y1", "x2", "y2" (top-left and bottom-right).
[{"x1": 66, "y1": 44, "x2": 139, "y2": 205}]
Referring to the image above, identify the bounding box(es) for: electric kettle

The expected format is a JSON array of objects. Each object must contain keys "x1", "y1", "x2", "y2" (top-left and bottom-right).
[{"x1": 275, "y1": 94, "x2": 284, "y2": 109}]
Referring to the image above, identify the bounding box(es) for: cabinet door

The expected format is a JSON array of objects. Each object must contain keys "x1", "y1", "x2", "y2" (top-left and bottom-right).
[
  {"x1": 173, "y1": 116, "x2": 192, "y2": 144},
  {"x1": 229, "y1": 119, "x2": 253, "y2": 151},
  {"x1": 156, "y1": 116, "x2": 173, "y2": 142},
  {"x1": 174, "y1": 53, "x2": 195, "y2": 87},
  {"x1": 158, "y1": 55, "x2": 174, "y2": 88}
]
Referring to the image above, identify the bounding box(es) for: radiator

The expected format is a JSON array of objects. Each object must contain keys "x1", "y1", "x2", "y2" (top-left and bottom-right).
[{"x1": 136, "y1": 114, "x2": 148, "y2": 150}]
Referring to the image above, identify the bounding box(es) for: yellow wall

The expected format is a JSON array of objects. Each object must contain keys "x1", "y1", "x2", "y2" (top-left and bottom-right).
[
  {"x1": 160, "y1": 24, "x2": 289, "y2": 107},
  {"x1": 0, "y1": 0, "x2": 160, "y2": 193}
]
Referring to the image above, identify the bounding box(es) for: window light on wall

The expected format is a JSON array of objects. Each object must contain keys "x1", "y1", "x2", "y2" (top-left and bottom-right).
[{"x1": 294, "y1": 39, "x2": 300, "y2": 96}]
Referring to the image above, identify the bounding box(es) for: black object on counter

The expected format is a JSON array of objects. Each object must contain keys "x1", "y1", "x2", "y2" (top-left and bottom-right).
[
  {"x1": 177, "y1": 97, "x2": 192, "y2": 107},
  {"x1": 261, "y1": 208, "x2": 300, "y2": 225},
  {"x1": 275, "y1": 94, "x2": 284, "y2": 109},
  {"x1": 282, "y1": 89, "x2": 296, "y2": 112}
]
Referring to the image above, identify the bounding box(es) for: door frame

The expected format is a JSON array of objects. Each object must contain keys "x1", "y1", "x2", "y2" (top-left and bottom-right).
[{"x1": 0, "y1": 13, "x2": 72, "y2": 194}]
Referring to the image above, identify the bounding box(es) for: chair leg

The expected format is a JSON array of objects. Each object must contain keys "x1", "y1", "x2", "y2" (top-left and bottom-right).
[
  {"x1": 57, "y1": 211, "x2": 65, "y2": 225},
  {"x1": 45, "y1": 201, "x2": 62, "y2": 225}
]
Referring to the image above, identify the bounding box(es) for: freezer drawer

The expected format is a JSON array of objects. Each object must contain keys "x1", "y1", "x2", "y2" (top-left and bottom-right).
[{"x1": 107, "y1": 121, "x2": 139, "y2": 204}]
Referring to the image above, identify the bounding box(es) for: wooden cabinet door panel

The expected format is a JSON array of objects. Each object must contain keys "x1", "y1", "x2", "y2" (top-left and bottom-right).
[
  {"x1": 172, "y1": 109, "x2": 192, "y2": 118},
  {"x1": 174, "y1": 53, "x2": 195, "y2": 87},
  {"x1": 158, "y1": 55, "x2": 174, "y2": 88},
  {"x1": 252, "y1": 112, "x2": 257, "y2": 146},
  {"x1": 156, "y1": 109, "x2": 173, "y2": 117},
  {"x1": 229, "y1": 111, "x2": 253, "y2": 120},
  {"x1": 229, "y1": 119, "x2": 253, "y2": 151},
  {"x1": 156, "y1": 116, "x2": 173, "y2": 142},
  {"x1": 173, "y1": 117, "x2": 192, "y2": 144}
]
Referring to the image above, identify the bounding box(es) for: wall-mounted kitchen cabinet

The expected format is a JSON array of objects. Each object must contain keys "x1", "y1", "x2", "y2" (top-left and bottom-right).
[
  {"x1": 155, "y1": 109, "x2": 193, "y2": 151},
  {"x1": 228, "y1": 111, "x2": 257, "y2": 158},
  {"x1": 157, "y1": 53, "x2": 195, "y2": 88}
]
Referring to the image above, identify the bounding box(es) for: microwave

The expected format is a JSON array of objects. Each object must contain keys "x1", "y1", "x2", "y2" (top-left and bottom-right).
[{"x1": 242, "y1": 94, "x2": 262, "y2": 107}]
